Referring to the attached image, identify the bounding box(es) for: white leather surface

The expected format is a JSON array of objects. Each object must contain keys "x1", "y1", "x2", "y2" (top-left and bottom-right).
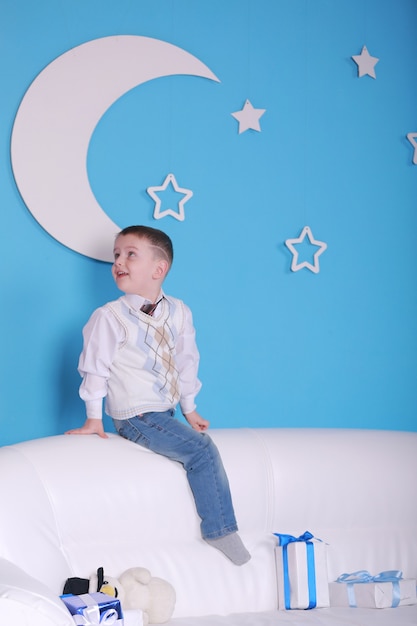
[
  {"x1": 0, "y1": 558, "x2": 73, "y2": 625},
  {"x1": 0, "y1": 428, "x2": 416, "y2": 624},
  {"x1": 253, "y1": 428, "x2": 417, "y2": 580},
  {"x1": 0, "y1": 598, "x2": 68, "y2": 626},
  {"x1": 167, "y1": 606, "x2": 417, "y2": 626}
]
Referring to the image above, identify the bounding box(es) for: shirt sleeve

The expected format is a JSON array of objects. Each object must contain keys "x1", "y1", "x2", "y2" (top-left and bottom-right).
[
  {"x1": 78, "y1": 307, "x2": 123, "y2": 420},
  {"x1": 176, "y1": 303, "x2": 203, "y2": 415}
]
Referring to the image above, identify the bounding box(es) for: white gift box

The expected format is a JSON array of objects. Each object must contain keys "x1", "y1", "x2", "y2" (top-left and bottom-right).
[
  {"x1": 274, "y1": 532, "x2": 330, "y2": 610},
  {"x1": 329, "y1": 574, "x2": 417, "y2": 609},
  {"x1": 123, "y1": 609, "x2": 145, "y2": 626}
]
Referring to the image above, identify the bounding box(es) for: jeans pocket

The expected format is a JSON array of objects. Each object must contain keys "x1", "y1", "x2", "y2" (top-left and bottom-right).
[{"x1": 114, "y1": 417, "x2": 151, "y2": 449}]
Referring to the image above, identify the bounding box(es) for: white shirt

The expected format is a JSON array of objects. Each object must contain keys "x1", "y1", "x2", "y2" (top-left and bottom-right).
[{"x1": 78, "y1": 292, "x2": 202, "y2": 420}]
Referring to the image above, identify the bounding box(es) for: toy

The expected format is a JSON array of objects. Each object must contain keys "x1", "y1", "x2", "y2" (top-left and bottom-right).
[
  {"x1": 63, "y1": 567, "x2": 124, "y2": 603},
  {"x1": 119, "y1": 567, "x2": 176, "y2": 625},
  {"x1": 63, "y1": 566, "x2": 176, "y2": 625},
  {"x1": 89, "y1": 567, "x2": 125, "y2": 605}
]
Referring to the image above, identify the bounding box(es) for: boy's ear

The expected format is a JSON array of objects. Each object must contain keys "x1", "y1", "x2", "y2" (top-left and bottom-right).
[{"x1": 154, "y1": 258, "x2": 169, "y2": 279}]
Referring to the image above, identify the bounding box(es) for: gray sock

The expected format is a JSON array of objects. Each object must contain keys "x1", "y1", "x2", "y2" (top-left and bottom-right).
[{"x1": 205, "y1": 532, "x2": 251, "y2": 566}]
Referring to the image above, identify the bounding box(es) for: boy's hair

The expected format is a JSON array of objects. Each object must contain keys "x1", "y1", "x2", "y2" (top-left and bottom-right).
[{"x1": 118, "y1": 225, "x2": 173, "y2": 266}]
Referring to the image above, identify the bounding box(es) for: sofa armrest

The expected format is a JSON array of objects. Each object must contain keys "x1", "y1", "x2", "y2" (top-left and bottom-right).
[{"x1": 0, "y1": 558, "x2": 73, "y2": 626}]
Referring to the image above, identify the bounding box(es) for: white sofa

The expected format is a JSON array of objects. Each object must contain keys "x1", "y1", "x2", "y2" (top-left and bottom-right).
[{"x1": 0, "y1": 428, "x2": 416, "y2": 626}]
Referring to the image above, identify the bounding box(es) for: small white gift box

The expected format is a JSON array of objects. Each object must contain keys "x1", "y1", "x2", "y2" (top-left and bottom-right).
[
  {"x1": 329, "y1": 570, "x2": 417, "y2": 609},
  {"x1": 274, "y1": 531, "x2": 330, "y2": 610}
]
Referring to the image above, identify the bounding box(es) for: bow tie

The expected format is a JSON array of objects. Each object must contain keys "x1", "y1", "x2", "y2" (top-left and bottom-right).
[{"x1": 140, "y1": 298, "x2": 162, "y2": 316}]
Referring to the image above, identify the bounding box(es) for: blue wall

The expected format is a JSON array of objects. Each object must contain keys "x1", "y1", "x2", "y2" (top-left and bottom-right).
[{"x1": 1, "y1": 0, "x2": 417, "y2": 445}]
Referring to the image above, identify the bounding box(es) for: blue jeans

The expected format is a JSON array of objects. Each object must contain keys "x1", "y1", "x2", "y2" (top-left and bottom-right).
[{"x1": 113, "y1": 410, "x2": 238, "y2": 540}]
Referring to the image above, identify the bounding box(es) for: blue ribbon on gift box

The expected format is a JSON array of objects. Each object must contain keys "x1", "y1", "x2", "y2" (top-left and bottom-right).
[
  {"x1": 61, "y1": 593, "x2": 121, "y2": 625},
  {"x1": 72, "y1": 606, "x2": 118, "y2": 625},
  {"x1": 274, "y1": 531, "x2": 318, "y2": 610},
  {"x1": 336, "y1": 570, "x2": 403, "y2": 608}
]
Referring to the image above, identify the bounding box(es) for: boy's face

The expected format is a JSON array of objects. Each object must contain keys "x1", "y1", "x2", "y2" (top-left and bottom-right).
[{"x1": 112, "y1": 234, "x2": 167, "y2": 298}]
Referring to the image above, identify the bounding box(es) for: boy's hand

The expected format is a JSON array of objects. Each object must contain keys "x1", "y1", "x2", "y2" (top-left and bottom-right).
[
  {"x1": 184, "y1": 410, "x2": 210, "y2": 432},
  {"x1": 65, "y1": 418, "x2": 108, "y2": 439}
]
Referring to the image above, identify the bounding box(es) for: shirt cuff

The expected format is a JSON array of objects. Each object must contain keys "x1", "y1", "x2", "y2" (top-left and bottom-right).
[
  {"x1": 180, "y1": 398, "x2": 196, "y2": 416},
  {"x1": 85, "y1": 399, "x2": 103, "y2": 420}
]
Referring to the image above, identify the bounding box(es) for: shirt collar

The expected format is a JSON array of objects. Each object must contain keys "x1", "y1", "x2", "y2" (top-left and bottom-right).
[{"x1": 123, "y1": 291, "x2": 164, "y2": 311}]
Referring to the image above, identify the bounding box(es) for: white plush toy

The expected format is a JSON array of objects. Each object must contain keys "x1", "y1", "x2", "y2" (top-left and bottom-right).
[{"x1": 119, "y1": 567, "x2": 176, "y2": 625}]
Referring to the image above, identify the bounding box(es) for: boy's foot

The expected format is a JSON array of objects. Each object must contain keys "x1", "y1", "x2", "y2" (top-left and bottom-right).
[{"x1": 205, "y1": 532, "x2": 251, "y2": 565}]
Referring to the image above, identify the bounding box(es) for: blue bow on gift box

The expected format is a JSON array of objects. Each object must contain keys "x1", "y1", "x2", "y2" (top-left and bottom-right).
[
  {"x1": 72, "y1": 605, "x2": 119, "y2": 625},
  {"x1": 274, "y1": 531, "x2": 319, "y2": 610},
  {"x1": 336, "y1": 570, "x2": 403, "y2": 608},
  {"x1": 274, "y1": 531, "x2": 315, "y2": 547}
]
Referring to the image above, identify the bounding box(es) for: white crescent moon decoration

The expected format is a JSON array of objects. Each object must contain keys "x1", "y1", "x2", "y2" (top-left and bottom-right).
[{"x1": 10, "y1": 36, "x2": 220, "y2": 262}]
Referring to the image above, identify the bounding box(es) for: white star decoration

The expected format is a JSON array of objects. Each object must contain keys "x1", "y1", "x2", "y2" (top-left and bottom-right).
[
  {"x1": 352, "y1": 45, "x2": 379, "y2": 79},
  {"x1": 406, "y1": 133, "x2": 417, "y2": 164},
  {"x1": 147, "y1": 173, "x2": 193, "y2": 221},
  {"x1": 231, "y1": 99, "x2": 266, "y2": 134},
  {"x1": 285, "y1": 226, "x2": 328, "y2": 274}
]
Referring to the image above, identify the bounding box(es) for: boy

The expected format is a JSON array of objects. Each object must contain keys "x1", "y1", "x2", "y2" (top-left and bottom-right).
[{"x1": 66, "y1": 225, "x2": 250, "y2": 566}]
